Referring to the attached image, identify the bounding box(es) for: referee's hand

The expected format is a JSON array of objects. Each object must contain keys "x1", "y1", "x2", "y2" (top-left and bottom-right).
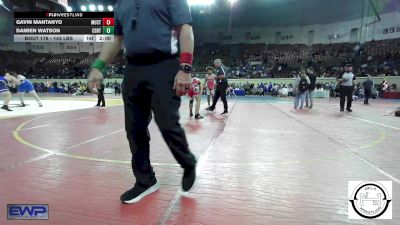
[
  {"x1": 87, "y1": 68, "x2": 103, "y2": 95},
  {"x1": 174, "y1": 70, "x2": 191, "y2": 96}
]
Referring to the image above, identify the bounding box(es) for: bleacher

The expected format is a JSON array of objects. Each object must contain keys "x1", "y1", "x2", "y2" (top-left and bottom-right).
[
  {"x1": 46, "y1": 53, "x2": 88, "y2": 66},
  {"x1": 1, "y1": 38, "x2": 399, "y2": 79},
  {"x1": 0, "y1": 51, "x2": 50, "y2": 73}
]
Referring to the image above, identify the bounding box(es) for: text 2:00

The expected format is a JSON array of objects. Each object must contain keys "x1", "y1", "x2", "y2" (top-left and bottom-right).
[{"x1": 99, "y1": 36, "x2": 112, "y2": 40}]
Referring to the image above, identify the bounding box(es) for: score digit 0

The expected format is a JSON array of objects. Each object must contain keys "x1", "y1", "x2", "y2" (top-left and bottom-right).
[
  {"x1": 102, "y1": 18, "x2": 115, "y2": 26},
  {"x1": 103, "y1": 26, "x2": 115, "y2": 34}
]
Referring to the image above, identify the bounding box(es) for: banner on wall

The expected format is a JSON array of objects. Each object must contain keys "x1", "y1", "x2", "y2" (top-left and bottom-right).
[{"x1": 249, "y1": 61, "x2": 262, "y2": 65}]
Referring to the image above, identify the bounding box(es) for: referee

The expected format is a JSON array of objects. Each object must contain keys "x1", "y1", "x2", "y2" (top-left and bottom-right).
[
  {"x1": 88, "y1": 0, "x2": 197, "y2": 204},
  {"x1": 95, "y1": 81, "x2": 105, "y2": 107},
  {"x1": 338, "y1": 64, "x2": 356, "y2": 112},
  {"x1": 206, "y1": 59, "x2": 229, "y2": 115}
]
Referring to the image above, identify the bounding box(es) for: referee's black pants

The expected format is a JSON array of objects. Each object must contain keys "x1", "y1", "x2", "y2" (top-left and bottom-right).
[
  {"x1": 340, "y1": 85, "x2": 353, "y2": 110},
  {"x1": 97, "y1": 89, "x2": 105, "y2": 107},
  {"x1": 210, "y1": 83, "x2": 228, "y2": 111},
  {"x1": 122, "y1": 58, "x2": 196, "y2": 187},
  {"x1": 364, "y1": 88, "x2": 371, "y2": 104}
]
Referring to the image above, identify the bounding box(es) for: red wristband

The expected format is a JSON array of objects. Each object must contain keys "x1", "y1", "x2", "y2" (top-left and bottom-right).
[{"x1": 180, "y1": 52, "x2": 193, "y2": 65}]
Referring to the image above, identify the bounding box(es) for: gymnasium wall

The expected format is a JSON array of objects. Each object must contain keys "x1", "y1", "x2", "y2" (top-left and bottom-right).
[
  {"x1": 0, "y1": 40, "x2": 103, "y2": 54},
  {"x1": 195, "y1": 11, "x2": 400, "y2": 45}
]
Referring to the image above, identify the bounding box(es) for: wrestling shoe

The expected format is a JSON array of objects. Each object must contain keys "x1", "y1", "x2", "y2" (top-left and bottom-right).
[
  {"x1": 221, "y1": 110, "x2": 228, "y2": 115},
  {"x1": 38, "y1": 103, "x2": 43, "y2": 107},
  {"x1": 190, "y1": 112, "x2": 193, "y2": 117},
  {"x1": 346, "y1": 109, "x2": 353, "y2": 112},
  {"x1": 182, "y1": 162, "x2": 197, "y2": 192},
  {"x1": 1, "y1": 105, "x2": 12, "y2": 111},
  {"x1": 195, "y1": 114, "x2": 204, "y2": 120},
  {"x1": 120, "y1": 180, "x2": 159, "y2": 204},
  {"x1": 18, "y1": 103, "x2": 26, "y2": 107}
]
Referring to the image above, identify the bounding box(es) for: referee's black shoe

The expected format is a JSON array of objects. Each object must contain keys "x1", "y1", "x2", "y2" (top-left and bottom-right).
[
  {"x1": 1, "y1": 105, "x2": 12, "y2": 111},
  {"x1": 120, "y1": 180, "x2": 159, "y2": 204},
  {"x1": 182, "y1": 161, "x2": 197, "y2": 192}
]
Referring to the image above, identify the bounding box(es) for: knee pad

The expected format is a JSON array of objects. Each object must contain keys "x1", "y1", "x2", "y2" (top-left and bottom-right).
[{"x1": 189, "y1": 100, "x2": 194, "y2": 104}]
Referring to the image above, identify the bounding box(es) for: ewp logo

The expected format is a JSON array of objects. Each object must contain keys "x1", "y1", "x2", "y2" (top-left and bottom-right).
[{"x1": 7, "y1": 204, "x2": 49, "y2": 220}]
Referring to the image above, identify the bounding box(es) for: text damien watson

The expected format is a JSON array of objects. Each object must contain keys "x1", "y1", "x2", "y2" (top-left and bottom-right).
[{"x1": 16, "y1": 28, "x2": 61, "y2": 34}]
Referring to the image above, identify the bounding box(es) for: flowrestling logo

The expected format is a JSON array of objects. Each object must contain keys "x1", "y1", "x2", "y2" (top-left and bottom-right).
[
  {"x1": 7, "y1": 204, "x2": 49, "y2": 220},
  {"x1": 348, "y1": 181, "x2": 392, "y2": 219}
]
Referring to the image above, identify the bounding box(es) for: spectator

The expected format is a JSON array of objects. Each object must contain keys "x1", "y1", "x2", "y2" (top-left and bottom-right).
[
  {"x1": 305, "y1": 67, "x2": 317, "y2": 109},
  {"x1": 293, "y1": 69, "x2": 310, "y2": 109}
]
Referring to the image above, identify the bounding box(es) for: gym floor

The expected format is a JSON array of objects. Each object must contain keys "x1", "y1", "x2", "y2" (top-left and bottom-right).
[{"x1": 0, "y1": 95, "x2": 399, "y2": 225}]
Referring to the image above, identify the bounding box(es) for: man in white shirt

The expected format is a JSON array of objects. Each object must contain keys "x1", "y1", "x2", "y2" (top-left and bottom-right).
[{"x1": 338, "y1": 64, "x2": 356, "y2": 112}]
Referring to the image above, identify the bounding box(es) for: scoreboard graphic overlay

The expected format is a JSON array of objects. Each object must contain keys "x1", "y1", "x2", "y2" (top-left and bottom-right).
[{"x1": 14, "y1": 12, "x2": 115, "y2": 42}]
